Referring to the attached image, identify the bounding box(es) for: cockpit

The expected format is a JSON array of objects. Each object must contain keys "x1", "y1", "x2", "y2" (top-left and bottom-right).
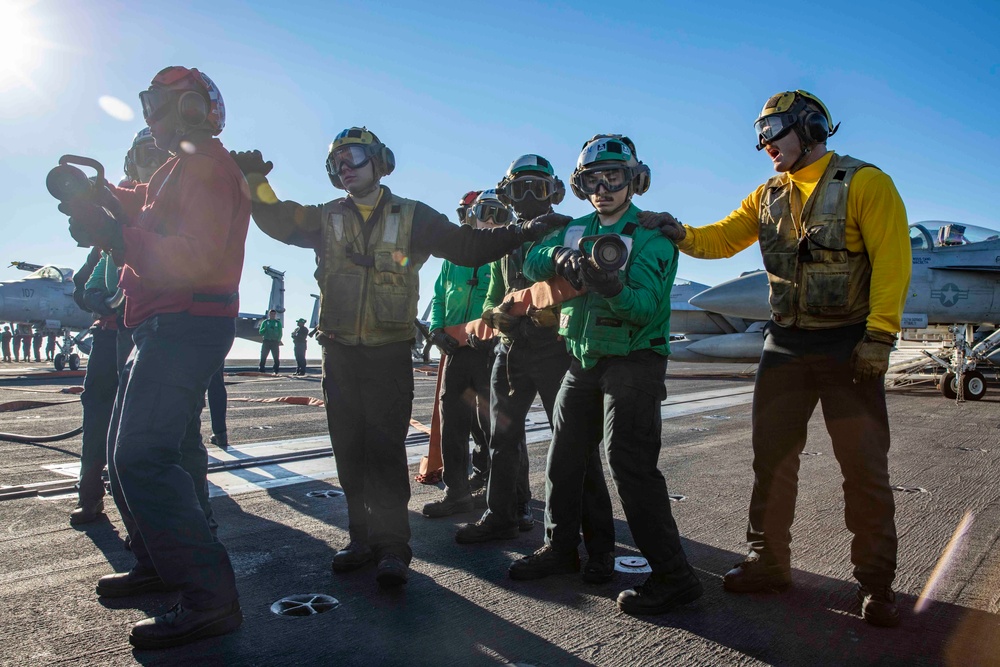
[
  {"x1": 23, "y1": 266, "x2": 73, "y2": 282},
  {"x1": 909, "y1": 221, "x2": 1000, "y2": 251}
]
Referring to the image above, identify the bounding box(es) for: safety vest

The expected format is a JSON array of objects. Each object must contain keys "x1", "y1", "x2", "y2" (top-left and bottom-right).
[
  {"x1": 759, "y1": 154, "x2": 875, "y2": 329},
  {"x1": 557, "y1": 207, "x2": 675, "y2": 364},
  {"x1": 317, "y1": 193, "x2": 419, "y2": 346}
]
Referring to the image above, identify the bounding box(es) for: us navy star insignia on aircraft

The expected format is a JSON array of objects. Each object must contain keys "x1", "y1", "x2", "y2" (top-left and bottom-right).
[{"x1": 930, "y1": 282, "x2": 968, "y2": 307}]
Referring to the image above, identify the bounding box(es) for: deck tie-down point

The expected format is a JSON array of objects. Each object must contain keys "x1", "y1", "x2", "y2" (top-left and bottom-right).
[{"x1": 270, "y1": 594, "x2": 340, "y2": 617}]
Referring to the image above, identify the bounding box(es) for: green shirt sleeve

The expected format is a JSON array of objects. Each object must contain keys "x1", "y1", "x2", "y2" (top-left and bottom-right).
[
  {"x1": 428, "y1": 262, "x2": 448, "y2": 331},
  {"x1": 84, "y1": 254, "x2": 110, "y2": 292},
  {"x1": 481, "y1": 259, "x2": 505, "y2": 314}
]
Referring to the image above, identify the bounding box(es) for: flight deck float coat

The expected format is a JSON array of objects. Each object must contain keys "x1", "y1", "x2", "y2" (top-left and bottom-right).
[
  {"x1": 111, "y1": 139, "x2": 250, "y2": 326},
  {"x1": 318, "y1": 197, "x2": 419, "y2": 345},
  {"x1": 760, "y1": 154, "x2": 875, "y2": 329},
  {"x1": 523, "y1": 204, "x2": 678, "y2": 369}
]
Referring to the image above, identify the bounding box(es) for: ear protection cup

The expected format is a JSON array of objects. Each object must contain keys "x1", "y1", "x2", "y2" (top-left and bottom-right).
[
  {"x1": 632, "y1": 163, "x2": 651, "y2": 196},
  {"x1": 551, "y1": 176, "x2": 566, "y2": 205},
  {"x1": 177, "y1": 90, "x2": 208, "y2": 128},
  {"x1": 378, "y1": 145, "x2": 395, "y2": 177},
  {"x1": 801, "y1": 110, "x2": 831, "y2": 143}
]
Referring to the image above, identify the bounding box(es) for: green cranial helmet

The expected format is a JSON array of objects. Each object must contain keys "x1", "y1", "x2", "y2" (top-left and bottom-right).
[
  {"x1": 496, "y1": 154, "x2": 565, "y2": 207},
  {"x1": 570, "y1": 134, "x2": 650, "y2": 200}
]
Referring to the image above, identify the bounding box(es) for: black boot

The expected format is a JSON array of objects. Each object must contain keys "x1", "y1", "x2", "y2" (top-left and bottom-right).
[
  {"x1": 96, "y1": 567, "x2": 174, "y2": 598},
  {"x1": 582, "y1": 552, "x2": 616, "y2": 584},
  {"x1": 517, "y1": 503, "x2": 534, "y2": 531},
  {"x1": 455, "y1": 515, "x2": 518, "y2": 544},
  {"x1": 508, "y1": 545, "x2": 580, "y2": 580},
  {"x1": 70, "y1": 498, "x2": 105, "y2": 525},
  {"x1": 422, "y1": 492, "x2": 474, "y2": 518},
  {"x1": 617, "y1": 566, "x2": 703, "y2": 615},
  {"x1": 331, "y1": 541, "x2": 374, "y2": 573},
  {"x1": 129, "y1": 601, "x2": 243, "y2": 649},
  {"x1": 857, "y1": 585, "x2": 900, "y2": 627},
  {"x1": 723, "y1": 553, "x2": 792, "y2": 593}
]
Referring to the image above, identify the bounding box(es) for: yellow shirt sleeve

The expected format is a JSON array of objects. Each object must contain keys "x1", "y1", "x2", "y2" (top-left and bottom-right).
[
  {"x1": 677, "y1": 186, "x2": 764, "y2": 259},
  {"x1": 847, "y1": 168, "x2": 910, "y2": 334}
]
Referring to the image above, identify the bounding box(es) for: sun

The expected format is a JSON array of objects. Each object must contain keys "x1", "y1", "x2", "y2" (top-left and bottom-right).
[{"x1": 0, "y1": 1, "x2": 49, "y2": 91}]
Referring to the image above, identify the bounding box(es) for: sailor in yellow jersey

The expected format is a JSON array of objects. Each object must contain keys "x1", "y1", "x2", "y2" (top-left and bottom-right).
[{"x1": 640, "y1": 90, "x2": 910, "y2": 628}]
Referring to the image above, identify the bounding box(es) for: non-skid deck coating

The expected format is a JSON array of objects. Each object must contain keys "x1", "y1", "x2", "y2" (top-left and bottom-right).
[{"x1": 0, "y1": 360, "x2": 998, "y2": 666}]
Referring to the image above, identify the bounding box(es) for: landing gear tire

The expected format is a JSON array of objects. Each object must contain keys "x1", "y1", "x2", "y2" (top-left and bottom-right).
[
  {"x1": 963, "y1": 370, "x2": 987, "y2": 401},
  {"x1": 940, "y1": 371, "x2": 987, "y2": 400},
  {"x1": 69, "y1": 354, "x2": 81, "y2": 371},
  {"x1": 54, "y1": 353, "x2": 66, "y2": 371}
]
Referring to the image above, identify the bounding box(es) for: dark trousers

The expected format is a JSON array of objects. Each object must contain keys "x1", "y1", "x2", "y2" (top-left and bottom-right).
[
  {"x1": 78, "y1": 328, "x2": 119, "y2": 505},
  {"x1": 294, "y1": 344, "x2": 307, "y2": 374},
  {"x1": 33, "y1": 337, "x2": 42, "y2": 361},
  {"x1": 547, "y1": 351, "x2": 686, "y2": 571},
  {"x1": 322, "y1": 340, "x2": 414, "y2": 563},
  {"x1": 259, "y1": 339, "x2": 280, "y2": 372},
  {"x1": 440, "y1": 345, "x2": 492, "y2": 497},
  {"x1": 207, "y1": 366, "x2": 228, "y2": 435},
  {"x1": 748, "y1": 322, "x2": 897, "y2": 587},
  {"x1": 21, "y1": 336, "x2": 30, "y2": 360},
  {"x1": 485, "y1": 337, "x2": 566, "y2": 527},
  {"x1": 107, "y1": 313, "x2": 237, "y2": 610},
  {"x1": 2, "y1": 340, "x2": 10, "y2": 361}
]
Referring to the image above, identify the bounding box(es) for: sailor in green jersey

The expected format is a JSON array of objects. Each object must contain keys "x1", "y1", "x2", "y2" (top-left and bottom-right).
[
  {"x1": 258, "y1": 309, "x2": 282, "y2": 373},
  {"x1": 421, "y1": 189, "x2": 500, "y2": 518},
  {"x1": 519, "y1": 135, "x2": 703, "y2": 616}
]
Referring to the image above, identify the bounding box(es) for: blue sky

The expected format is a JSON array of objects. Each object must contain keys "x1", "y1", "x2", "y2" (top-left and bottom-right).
[{"x1": 1, "y1": 0, "x2": 997, "y2": 357}]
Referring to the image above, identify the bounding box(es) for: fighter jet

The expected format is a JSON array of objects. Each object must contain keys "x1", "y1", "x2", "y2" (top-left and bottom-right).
[
  {"x1": 0, "y1": 263, "x2": 288, "y2": 369},
  {"x1": 673, "y1": 221, "x2": 1000, "y2": 399}
]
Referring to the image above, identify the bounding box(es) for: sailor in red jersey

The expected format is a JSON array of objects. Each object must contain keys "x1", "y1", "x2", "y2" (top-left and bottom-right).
[{"x1": 61, "y1": 66, "x2": 249, "y2": 650}]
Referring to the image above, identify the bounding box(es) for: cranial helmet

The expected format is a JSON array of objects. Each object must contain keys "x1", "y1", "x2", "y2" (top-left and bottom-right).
[
  {"x1": 496, "y1": 154, "x2": 565, "y2": 207},
  {"x1": 457, "y1": 190, "x2": 482, "y2": 224},
  {"x1": 325, "y1": 127, "x2": 396, "y2": 190},
  {"x1": 754, "y1": 90, "x2": 838, "y2": 151},
  {"x1": 469, "y1": 188, "x2": 512, "y2": 225},
  {"x1": 139, "y1": 66, "x2": 226, "y2": 135},
  {"x1": 123, "y1": 127, "x2": 170, "y2": 182},
  {"x1": 570, "y1": 134, "x2": 650, "y2": 200}
]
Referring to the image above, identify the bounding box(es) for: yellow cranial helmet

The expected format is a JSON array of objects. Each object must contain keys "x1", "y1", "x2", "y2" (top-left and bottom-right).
[{"x1": 754, "y1": 90, "x2": 839, "y2": 151}]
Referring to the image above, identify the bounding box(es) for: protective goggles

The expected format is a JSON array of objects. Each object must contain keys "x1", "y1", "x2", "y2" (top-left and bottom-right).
[
  {"x1": 129, "y1": 141, "x2": 170, "y2": 168},
  {"x1": 139, "y1": 87, "x2": 174, "y2": 123},
  {"x1": 575, "y1": 167, "x2": 629, "y2": 195},
  {"x1": 329, "y1": 144, "x2": 372, "y2": 172},
  {"x1": 501, "y1": 177, "x2": 556, "y2": 202},
  {"x1": 471, "y1": 201, "x2": 511, "y2": 225},
  {"x1": 754, "y1": 113, "x2": 797, "y2": 150}
]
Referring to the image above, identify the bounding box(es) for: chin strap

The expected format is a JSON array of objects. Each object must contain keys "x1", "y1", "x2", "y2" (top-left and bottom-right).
[{"x1": 788, "y1": 128, "x2": 815, "y2": 174}]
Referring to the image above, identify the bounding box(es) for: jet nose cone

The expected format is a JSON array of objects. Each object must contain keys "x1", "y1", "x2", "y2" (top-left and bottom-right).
[{"x1": 689, "y1": 270, "x2": 771, "y2": 321}]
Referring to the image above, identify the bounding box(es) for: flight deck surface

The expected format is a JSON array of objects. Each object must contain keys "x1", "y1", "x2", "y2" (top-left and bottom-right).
[{"x1": 0, "y1": 359, "x2": 998, "y2": 666}]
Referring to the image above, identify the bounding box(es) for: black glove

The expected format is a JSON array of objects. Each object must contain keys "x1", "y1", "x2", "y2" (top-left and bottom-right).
[
  {"x1": 82, "y1": 288, "x2": 116, "y2": 317},
  {"x1": 637, "y1": 211, "x2": 686, "y2": 242},
  {"x1": 230, "y1": 150, "x2": 273, "y2": 178},
  {"x1": 429, "y1": 328, "x2": 460, "y2": 356},
  {"x1": 518, "y1": 212, "x2": 573, "y2": 243},
  {"x1": 466, "y1": 332, "x2": 495, "y2": 351},
  {"x1": 63, "y1": 201, "x2": 123, "y2": 251},
  {"x1": 580, "y1": 261, "x2": 623, "y2": 298},
  {"x1": 552, "y1": 246, "x2": 584, "y2": 290}
]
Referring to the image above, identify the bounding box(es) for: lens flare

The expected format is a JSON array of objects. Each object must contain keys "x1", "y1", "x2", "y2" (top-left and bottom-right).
[
  {"x1": 915, "y1": 511, "x2": 974, "y2": 613},
  {"x1": 98, "y1": 95, "x2": 135, "y2": 122}
]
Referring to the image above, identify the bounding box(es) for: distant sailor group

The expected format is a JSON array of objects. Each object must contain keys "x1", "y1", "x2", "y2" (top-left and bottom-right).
[{"x1": 56, "y1": 65, "x2": 909, "y2": 650}]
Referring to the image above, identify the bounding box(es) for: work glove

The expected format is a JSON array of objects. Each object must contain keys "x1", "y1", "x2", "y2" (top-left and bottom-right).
[
  {"x1": 518, "y1": 212, "x2": 573, "y2": 243},
  {"x1": 850, "y1": 330, "x2": 896, "y2": 383},
  {"x1": 466, "y1": 332, "x2": 496, "y2": 351},
  {"x1": 61, "y1": 201, "x2": 123, "y2": 251},
  {"x1": 580, "y1": 261, "x2": 623, "y2": 298},
  {"x1": 482, "y1": 301, "x2": 520, "y2": 336},
  {"x1": 82, "y1": 288, "x2": 116, "y2": 317},
  {"x1": 428, "y1": 328, "x2": 460, "y2": 356},
  {"x1": 637, "y1": 211, "x2": 686, "y2": 242},
  {"x1": 229, "y1": 150, "x2": 273, "y2": 178},
  {"x1": 526, "y1": 305, "x2": 559, "y2": 329},
  {"x1": 552, "y1": 246, "x2": 584, "y2": 290}
]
